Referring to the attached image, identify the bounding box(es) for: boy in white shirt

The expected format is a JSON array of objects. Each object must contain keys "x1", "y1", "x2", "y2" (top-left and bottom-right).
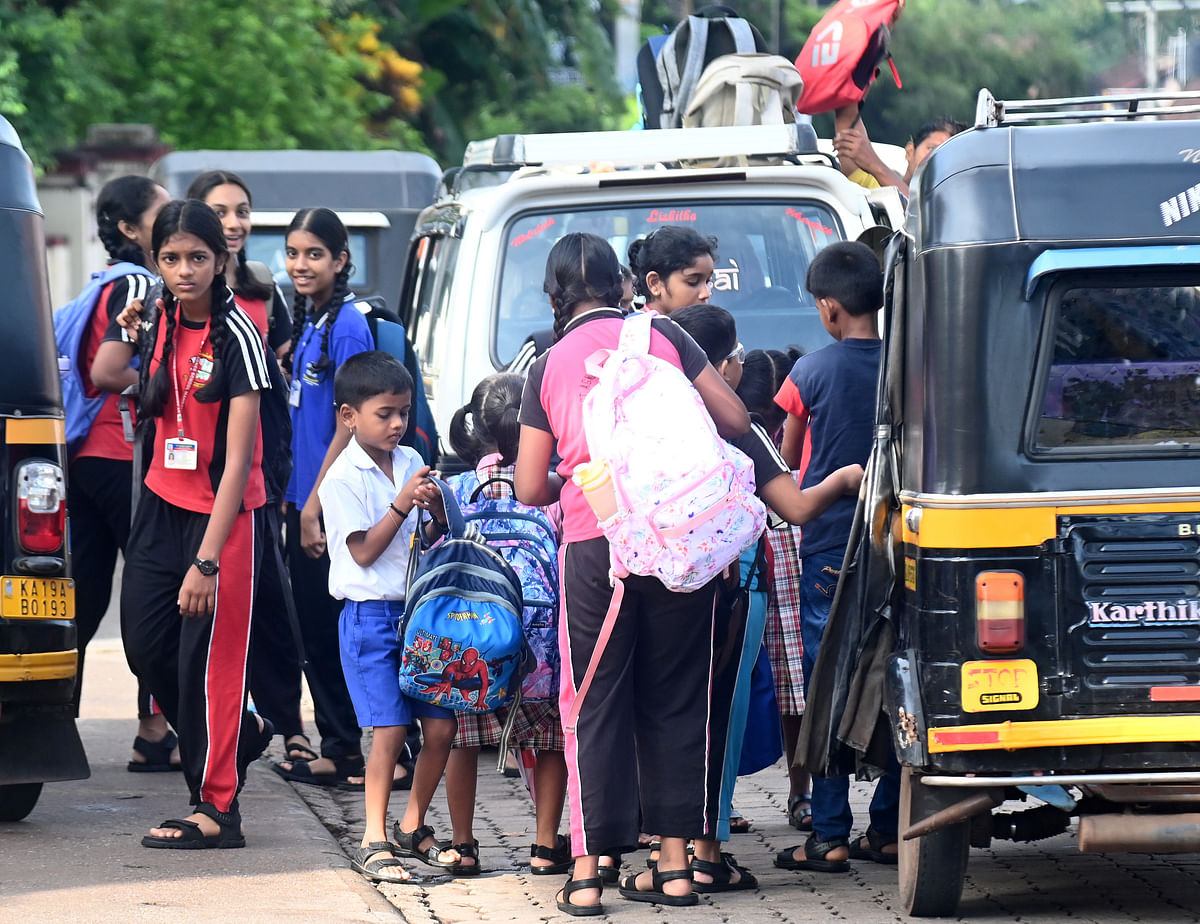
[{"x1": 319, "y1": 351, "x2": 474, "y2": 881}]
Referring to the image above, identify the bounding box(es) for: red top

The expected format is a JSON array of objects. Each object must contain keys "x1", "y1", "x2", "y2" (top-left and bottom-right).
[{"x1": 143, "y1": 302, "x2": 271, "y2": 514}]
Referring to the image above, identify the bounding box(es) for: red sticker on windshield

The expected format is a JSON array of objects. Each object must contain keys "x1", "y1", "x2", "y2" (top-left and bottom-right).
[
  {"x1": 786, "y1": 207, "x2": 835, "y2": 236},
  {"x1": 646, "y1": 208, "x2": 698, "y2": 223},
  {"x1": 511, "y1": 216, "x2": 556, "y2": 247}
]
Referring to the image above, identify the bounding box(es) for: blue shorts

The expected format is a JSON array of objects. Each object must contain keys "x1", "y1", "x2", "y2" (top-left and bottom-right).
[{"x1": 338, "y1": 599, "x2": 454, "y2": 727}]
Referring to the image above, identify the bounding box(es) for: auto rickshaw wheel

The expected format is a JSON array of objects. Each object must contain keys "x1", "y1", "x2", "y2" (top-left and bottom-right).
[
  {"x1": 898, "y1": 767, "x2": 969, "y2": 917},
  {"x1": 0, "y1": 782, "x2": 43, "y2": 821}
]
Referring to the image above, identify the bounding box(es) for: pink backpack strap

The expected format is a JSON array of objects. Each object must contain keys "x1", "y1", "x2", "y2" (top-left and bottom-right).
[{"x1": 562, "y1": 576, "x2": 625, "y2": 735}]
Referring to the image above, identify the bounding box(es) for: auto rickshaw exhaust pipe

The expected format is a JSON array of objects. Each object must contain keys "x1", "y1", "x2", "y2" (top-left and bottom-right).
[
  {"x1": 1078, "y1": 813, "x2": 1200, "y2": 853},
  {"x1": 902, "y1": 790, "x2": 1004, "y2": 840}
]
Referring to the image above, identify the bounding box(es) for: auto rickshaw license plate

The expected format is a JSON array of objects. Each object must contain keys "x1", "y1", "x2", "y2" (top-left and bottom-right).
[
  {"x1": 1, "y1": 576, "x2": 74, "y2": 619},
  {"x1": 961, "y1": 659, "x2": 1039, "y2": 713}
]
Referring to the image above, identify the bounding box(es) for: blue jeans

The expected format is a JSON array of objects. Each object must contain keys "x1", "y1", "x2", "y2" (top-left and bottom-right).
[{"x1": 800, "y1": 546, "x2": 900, "y2": 843}]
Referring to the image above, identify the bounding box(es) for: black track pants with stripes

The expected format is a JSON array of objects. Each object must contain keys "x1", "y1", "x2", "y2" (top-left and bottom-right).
[{"x1": 122, "y1": 491, "x2": 264, "y2": 813}]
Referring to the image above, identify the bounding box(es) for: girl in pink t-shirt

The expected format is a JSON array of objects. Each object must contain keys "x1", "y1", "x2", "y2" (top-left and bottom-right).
[{"x1": 513, "y1": 232, "x2": 749, "y2": 914}]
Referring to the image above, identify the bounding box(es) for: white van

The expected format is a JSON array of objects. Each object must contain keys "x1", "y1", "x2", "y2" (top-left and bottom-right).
[{"x1": 394, "y1": 123, "x2": 904, "y2": 452}]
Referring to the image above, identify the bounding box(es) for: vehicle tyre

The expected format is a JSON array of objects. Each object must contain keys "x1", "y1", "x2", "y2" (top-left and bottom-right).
[
  {"x1": 0, "y1": 781, "x2": 42, "y2": 821},
  {"x1": 898, "y1": 767, "x2": 968, "y2": 917}
]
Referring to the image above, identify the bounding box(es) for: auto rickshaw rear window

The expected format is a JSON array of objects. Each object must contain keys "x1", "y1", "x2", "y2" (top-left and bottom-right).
[{"x1": 1033, "y1": 282, "x2": 1200, "y2": 453}]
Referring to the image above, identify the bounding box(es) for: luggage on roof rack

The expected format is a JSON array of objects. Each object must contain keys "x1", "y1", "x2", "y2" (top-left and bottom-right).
[{"x1": 975, "y1": 87, "x2": 1200, "y2": 128}]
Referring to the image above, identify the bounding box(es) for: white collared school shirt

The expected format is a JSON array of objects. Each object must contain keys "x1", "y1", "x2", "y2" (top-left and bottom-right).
[{"x1": 318, "y1": 437, "x2": 426, "y2": 601}]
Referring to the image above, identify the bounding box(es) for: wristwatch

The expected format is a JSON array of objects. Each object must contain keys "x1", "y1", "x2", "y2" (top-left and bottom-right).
[{"x1": 193, "y1": 557, "x2": 219, "y2": 576}]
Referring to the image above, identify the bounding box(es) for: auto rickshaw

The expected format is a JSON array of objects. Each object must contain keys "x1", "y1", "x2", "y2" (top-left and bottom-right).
[
  {"x1": 801, "y1": 90, "x2": 1200, "y2": 917},
  {"x1": 0, "y1": 116, "x2": 87, "y2": 820}
]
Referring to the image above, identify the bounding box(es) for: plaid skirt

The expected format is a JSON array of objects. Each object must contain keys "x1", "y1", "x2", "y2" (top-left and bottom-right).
[
  {"x1": 763, "y1": 517, "x2": 806, "y2": 715},
  {"x1": 452, "y1": 698, "x2": 565, "y2": 750}
]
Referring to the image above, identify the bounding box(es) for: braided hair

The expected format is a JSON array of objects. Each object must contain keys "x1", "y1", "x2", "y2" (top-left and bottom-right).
[
  {"x1": 186, "y1": 169, "x2": 273, "y2": 301},
  {"x1": 96, "y1": 176, "x2": 163, "y2": 269},
  {"x1": 140, "y1": 200, "x2": 236, "y2": 418},
  {"x1": 543, "y1": 232, "x2": 624, "y2": 342},
  {"x1": 448, "y1": 373, "x2": 524, "y2": 468},
  {"x1": 626, "y1": 225, "x2": 718, "y2": 302},
  {"x1": 282, "y1": 207, "x2": 352, "y2": 376}
]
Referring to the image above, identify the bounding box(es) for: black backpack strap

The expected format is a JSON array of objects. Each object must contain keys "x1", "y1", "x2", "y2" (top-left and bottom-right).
[{"x1": 469, "y1": 476, "x2": 516, "y2": 504}]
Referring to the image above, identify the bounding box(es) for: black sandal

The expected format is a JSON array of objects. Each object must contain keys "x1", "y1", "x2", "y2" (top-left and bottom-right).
[
  {"x1": 598, "y1": 852, "x2": 621, "y2": 884},
  {"x1": 392, "y1": 822, "x2": 459, "y2": 870},
  {"x1": 848, "y1": 826, "x2": 899, "y2": 865},
  {"x1": 618, "y1": 867, "x2": 699, "y2": 907},
  {"x1": 728, "y1": 810, "x2": 752, "y2": 834},
  {"x1": 127, "y1": 731, "x2": 182, "y2": 773},
  {"x1": 448, "y1": 839, "x2": 482, "y2": 876},
  {"x1": 141, "y1": 801, "x2": 244, "y2": 850},
  {"x1": 775, "y1": 832, "x2": 851, "y2": 873},
  {"x1": 530, "y1": 833, "x2": 572, "y2": 876},
  {"x1": 692, "y1": 852, "x2": 758, "y2": 893},
  {"x1": 556, "y1": 876, "x2": 604, "y2": 917},
  {"x1": 787, "y1": 793, "x2": 813, "y2": 831},
  {"x1": 271, "y1": 754, "x2": 365, "y2": 790},
  {"x1": 284, "y1": 735, "x2": 319, "y2": 762},
  {"x1": 351, "y1": 841, "x2": 411, "y2": 883}
]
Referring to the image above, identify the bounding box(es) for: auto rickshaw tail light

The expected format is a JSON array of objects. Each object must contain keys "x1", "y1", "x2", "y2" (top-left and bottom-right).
[
  {"x1": 976, "y1": 571, "x2": 1025, "y2": 654},
  {"x1": 16, "y1": 461, "x2": 65, "y2": 554}
]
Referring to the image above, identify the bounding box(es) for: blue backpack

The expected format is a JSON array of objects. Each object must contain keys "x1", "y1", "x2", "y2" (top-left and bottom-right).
[
  {"x1": 54, "y1": 263, "x2": 155, "y2": 455},
  {"x1": 398, "y1": 477, "x2": 533, "y2": 714},
  {"x1": 449, "y1": 470, "x2": 560, "y2": 702}
]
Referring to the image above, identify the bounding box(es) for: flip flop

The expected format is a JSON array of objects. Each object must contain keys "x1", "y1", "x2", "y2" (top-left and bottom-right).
[
  {"x1": 775, "y1": 833, "x2": 851, "y2": 873},
  {"x1": 848, "y1": 827, "x2": 899, "y2": 865},
  {"x1": 618, "y1": 867, "x2": 699, "y2": 907}
]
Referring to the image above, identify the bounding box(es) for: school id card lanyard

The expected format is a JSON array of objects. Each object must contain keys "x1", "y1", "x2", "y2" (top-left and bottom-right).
[{"x1": 164, "y1": 322, "x2": 210, "y2": 471}]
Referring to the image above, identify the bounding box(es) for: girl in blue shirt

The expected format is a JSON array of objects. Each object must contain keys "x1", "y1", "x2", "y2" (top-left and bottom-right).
[{"x1": 274, "y1": 207, "x2": 376, "y2": 788}]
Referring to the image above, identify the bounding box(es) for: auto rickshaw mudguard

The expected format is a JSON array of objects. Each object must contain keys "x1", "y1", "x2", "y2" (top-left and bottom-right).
[
  {"x1": 0, "y1": 705, "x2": 89, "y2": 785},
  {"x1": 886, "y1": 650, "x2": 929, "y2": 767}
]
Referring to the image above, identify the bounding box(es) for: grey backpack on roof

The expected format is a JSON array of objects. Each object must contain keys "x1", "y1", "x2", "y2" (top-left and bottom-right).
[{"x1": 683, "y1": 53, "x2": 804, "y2": 129}]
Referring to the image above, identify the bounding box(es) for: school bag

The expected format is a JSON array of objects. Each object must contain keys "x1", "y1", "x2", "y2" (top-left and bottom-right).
[
  {"x1": 353, "y1": 297, "x2": 440, "y2": 465},
  {"x1": 398, "y1": 477, "x2": 533, "y2": 715},
  {"x1": 54, "y1": 262, "x2": 155, "y2": 456},
  {"x1": 682, "y1": 53, "x2": 804, "y2": 129},
  {"x1": 581, "y1": 311, "x2": 766, "y2": 593},
  {"x1": 646, "y1": 6, "x2": 768, "y2": 130},
  {"x1": 795, "y1": 0, "x2": 903, "y2": 116},
  {"x1": 449, "y1": 468, "x2": 560, "y2": 703}
]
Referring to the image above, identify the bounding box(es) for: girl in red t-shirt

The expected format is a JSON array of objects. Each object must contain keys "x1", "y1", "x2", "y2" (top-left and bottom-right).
[{"x1": 122, "y1": 199, "x2": 274, "y2": 850}]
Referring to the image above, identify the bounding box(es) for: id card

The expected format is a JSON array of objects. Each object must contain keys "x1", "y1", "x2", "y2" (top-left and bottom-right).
[
  {"x1": 288, "y1": 377, "x2": 302, "y2": 408},
  {"x1": 164, "y1": 437, "x2": 199, "y2": 471}
]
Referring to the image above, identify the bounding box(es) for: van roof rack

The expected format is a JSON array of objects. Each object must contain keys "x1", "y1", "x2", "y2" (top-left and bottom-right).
[
  {"x1": 462, "y1": 122, "x2": 820, "y2": 171},
  {"x1": 975, "y1": 87, "x2": 1200, "y2": 128}
]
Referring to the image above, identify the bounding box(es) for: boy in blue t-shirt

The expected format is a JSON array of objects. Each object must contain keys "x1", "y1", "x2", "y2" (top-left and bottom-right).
[
  {"x1": 318, "y1": 351, "x2": 479, "y2": 882},
  {"x1": 773, "y1": 241, "x2": 900, "y2": 873}
]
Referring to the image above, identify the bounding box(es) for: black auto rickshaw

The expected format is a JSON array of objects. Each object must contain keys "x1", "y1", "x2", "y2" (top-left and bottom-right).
[
  {"x1": 0, "y1": 116, "x2": 87, "y2": 820},
  {"x1": 801, "y1": 90, "x2": 1200, "y2": 916}
]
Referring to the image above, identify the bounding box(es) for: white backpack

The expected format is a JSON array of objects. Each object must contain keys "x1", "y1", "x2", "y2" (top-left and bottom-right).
[
  {"x1": 581, "y1": 312, "x2": 765, "y2": 592},
  {"x1": 682, "y1": 53, "x2": 805, "y2": 129}
]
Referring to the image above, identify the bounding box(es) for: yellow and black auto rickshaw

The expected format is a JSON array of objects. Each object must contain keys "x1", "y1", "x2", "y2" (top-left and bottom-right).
[
  {"x1": 0, "y1": 116, "x2": 87, "y2": 820},
  {"x1": 803, "y1": 90, "x2": 1200, "y2": 917}
]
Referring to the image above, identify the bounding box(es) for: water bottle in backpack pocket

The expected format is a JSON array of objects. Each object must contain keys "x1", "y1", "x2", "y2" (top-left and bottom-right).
[{"x1": 397, "y1": 477, "x2": 533, "y2": 713}]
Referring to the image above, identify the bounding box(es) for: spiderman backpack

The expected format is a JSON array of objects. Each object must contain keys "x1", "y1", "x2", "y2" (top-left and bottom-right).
[
  {"x1": 795, "y1": 0, "x2": 903, "y2": 116},
  {"x1": 398, "y1": 477, "x2": 533, "y2": 714}
]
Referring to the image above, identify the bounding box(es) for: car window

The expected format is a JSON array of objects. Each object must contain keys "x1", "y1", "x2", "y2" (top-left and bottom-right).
[
  {"x1": 1034, "y1": 282, "x2": 1200, "y2": 453},
  {"x1": 492, "y1": 200, "x2": 843, "y2": 367}
]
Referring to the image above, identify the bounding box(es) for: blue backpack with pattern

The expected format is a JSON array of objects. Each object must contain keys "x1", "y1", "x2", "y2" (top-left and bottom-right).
[
  {"x1": 449, "y1": 470, "x2": 560, "y2": 702},
  {"x1": 399, "y1": 478, "x2": 533, "y2": 714}
]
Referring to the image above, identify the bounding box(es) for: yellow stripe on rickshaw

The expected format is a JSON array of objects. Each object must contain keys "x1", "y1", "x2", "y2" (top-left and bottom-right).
[
  {"x1": 4, "y1": 418, "x2": 65, "y2": 445},
  {"x1": 902, "y1": 501, "x2": 1200, "y2": 549},
  {"x1": 928, "y1": 714, "x2": 1200, "y2": 753},
  {"x1": 0, "y1": 649, "x2": 77, "y2": 682}
]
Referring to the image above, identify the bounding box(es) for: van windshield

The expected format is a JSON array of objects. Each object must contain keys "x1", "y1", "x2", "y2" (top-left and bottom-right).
[
  {"x1": 494, "y1": 200, "x2": 843, "y2": 366},
  {"x1": 1035, "y1": 282, "x2": 1200, "y2": 452}
]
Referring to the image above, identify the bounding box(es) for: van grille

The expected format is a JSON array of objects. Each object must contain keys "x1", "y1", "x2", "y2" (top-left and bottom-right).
[{"x1": 1062, "y1": 516, "x2": 1200, "y2": 702}]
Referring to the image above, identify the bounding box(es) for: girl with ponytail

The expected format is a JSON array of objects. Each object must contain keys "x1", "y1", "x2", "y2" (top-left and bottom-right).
[
  {"x1": 272, "y1": 207, "x2": 378, "y2": 790},
  {"x1": 121, "y1": 198, "x2": 274, "y2": 850},
  {"x1": 514, "y1": 232, "x2": 750, "y2": 914},
  {"x1": 72, "y1": 175, "x2": 172, "y2": 772}
]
